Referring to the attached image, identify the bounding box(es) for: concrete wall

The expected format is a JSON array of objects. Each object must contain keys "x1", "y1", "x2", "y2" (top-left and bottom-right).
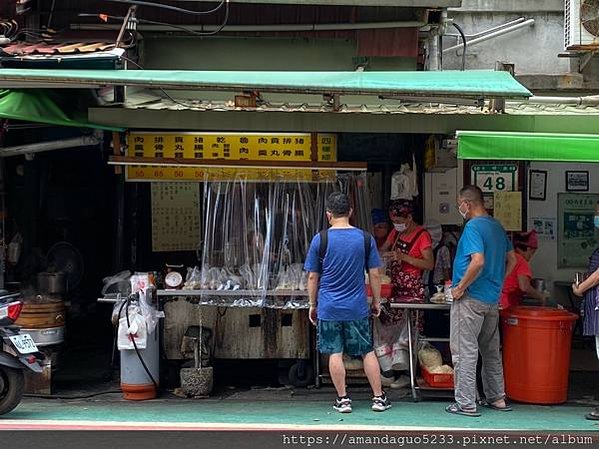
[
  {"x1": 527, "y1": 162, "x2": 599, "y2": 304},
  {"x1": 445, "y1": 9, "x2": 569, "y2": 75}
]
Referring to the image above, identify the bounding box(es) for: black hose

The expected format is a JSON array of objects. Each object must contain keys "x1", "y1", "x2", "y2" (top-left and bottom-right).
[
  {"x1": 24, "y1": 390, "x2": 121, "y2": 400},
  {"x1": 452, "y1": 23, "x2": 467, "y2": 71},
  {"x1": 121, "y1": 293, "x2": 159, "y2": 391}
]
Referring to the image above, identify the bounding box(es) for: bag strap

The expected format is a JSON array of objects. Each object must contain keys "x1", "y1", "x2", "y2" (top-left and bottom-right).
[
  {"x1": 317, "y1": 229, "x2": 372, "y2": 274},
  {"x1": 363, "y1": 230, "x2": 372, "y2": 271},
  {"x1": 318, "y1": 229, "x2": 328, "y2": 273}
]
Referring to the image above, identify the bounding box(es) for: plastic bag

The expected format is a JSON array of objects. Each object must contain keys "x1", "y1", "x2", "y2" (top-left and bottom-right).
[
  {"x1": 183, "y1": 266, "x2": 202, "y2": 290},
  {"x1": 139, "y1": 289, "x2": 159, "y2": 334},
  {"x1": 130, "y1": 273, "x2": 151, "y2": 294},
  {"x1": 7, "y1": 233, "x2": 22, "y2": 265},
  {"x1": 117, "y1": 304, "x2": 148, "y2": 350},
  {"x1": 275, "y1": 266, "x2": 291, "y2": 290},
  {"x1": 418, "y1": 342, "x2": 443, "y2": 368},
  {"x1": 102, "y1": 270, "x2": 132, "y2": 296}
]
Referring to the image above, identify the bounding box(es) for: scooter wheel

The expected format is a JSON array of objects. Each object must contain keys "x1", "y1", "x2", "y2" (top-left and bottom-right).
[{"x1": 0, "y1": 367, "x2": 24, "y2": 415}]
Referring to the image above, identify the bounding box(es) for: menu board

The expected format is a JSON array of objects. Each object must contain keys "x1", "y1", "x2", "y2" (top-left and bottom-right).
[
  {"x1": 126, "y1": 132, "x2": 337, "y2": 182},
  {"x1": 558, "y1": 193, "x2": 599, "y2": 268},
  {"x1": 151, "y1": 182, "x2": 200, "y2": 252}
]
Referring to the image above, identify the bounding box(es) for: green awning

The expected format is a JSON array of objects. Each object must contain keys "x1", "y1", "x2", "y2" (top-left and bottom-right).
[
  {"x1": 457, "y1": 130, "x2": 599, "y2": 162},
  {"x1": 0, "y1": 89, "x2": 123, "y2": 131},
  {"x1": 0, "y1": 69, "x2": 532, "y2": 98}
]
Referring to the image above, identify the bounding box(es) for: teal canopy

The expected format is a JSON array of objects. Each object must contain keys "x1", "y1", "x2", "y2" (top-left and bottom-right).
[{"x1": 0, "y1": 69, "x2": 532, "y2": 99}]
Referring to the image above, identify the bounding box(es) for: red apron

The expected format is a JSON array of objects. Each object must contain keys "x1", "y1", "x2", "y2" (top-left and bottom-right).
[{"x1": 380, "y1": 229, "x2": 425, "y2": 328}]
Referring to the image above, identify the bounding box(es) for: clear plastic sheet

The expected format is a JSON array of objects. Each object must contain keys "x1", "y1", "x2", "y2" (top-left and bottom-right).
[{"x1": 190, "y1": 172, "x2": 372, "y2": 308}]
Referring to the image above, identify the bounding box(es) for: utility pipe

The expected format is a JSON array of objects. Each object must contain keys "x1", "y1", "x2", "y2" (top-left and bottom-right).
[
  {"x1": 72, "y1": 20, "x2": 427, "y2": 33},
  {"x1": 0, "y1": 135, "x2": 99, "y2": 157},
  {"x1": 443, "y1": 19, "x2": 535, "y2": 54},
  {"x1": 524, "y1": 95, "x2": 599, "y2": 106},
  {"x1": 444, "y1": 17, "x2": 527, "y2": 40}
]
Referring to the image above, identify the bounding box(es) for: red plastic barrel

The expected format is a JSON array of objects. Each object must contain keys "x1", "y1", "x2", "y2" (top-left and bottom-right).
[{"x1": 501, "y1": 306, "x2": 578, "y2": 404}]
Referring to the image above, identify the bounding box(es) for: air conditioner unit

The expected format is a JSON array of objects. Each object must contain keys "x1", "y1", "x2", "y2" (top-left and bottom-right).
[{"x1": 565, "y1": 0, "x2": 599, "y2": 49}]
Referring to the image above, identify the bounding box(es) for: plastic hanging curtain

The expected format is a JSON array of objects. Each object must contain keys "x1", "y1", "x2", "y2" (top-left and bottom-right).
[{"x1": 195, "y1": 172, "x2": 372, "y2": 308}]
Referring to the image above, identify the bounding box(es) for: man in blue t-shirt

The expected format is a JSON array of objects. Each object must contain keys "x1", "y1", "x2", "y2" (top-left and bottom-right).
[
  {"x1": 304, "y1": 192, "x2": 391, "y2": 413},
  {"x1": 445, "y1": 185, "x2": 517, "y2": 418}
]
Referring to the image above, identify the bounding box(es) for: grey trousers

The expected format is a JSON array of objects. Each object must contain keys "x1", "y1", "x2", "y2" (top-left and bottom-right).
[{"x1": 450, "y1": 295, "x2": 505, "y2": 410}]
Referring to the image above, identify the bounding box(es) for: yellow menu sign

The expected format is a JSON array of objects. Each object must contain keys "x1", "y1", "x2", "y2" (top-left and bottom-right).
[
  {"x1": 493, "y1": 191, "x2": 522, "y2": 231},
  {"x1": 126, "y1": 132, "x2": 337, "y2": 182}
]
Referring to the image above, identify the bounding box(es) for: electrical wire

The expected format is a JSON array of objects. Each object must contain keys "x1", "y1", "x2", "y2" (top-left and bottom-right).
[
  {"x1": 119, "y1": 55, "x2": 201, "y2": 109},
  {"x1": 80, "y1": 0, "x2": 230, "y2": 41},
  {"x1": 80, "y1": 12, "x2": 230, "y2": 37},
  {"x1": 105, "y1": 0, "x2": 228, "y2": 16},
  {"x1": 122, "y1": 292, "x2": 159, "y2": 391},
  {"x1": 452, "y1": 22, "x2": 467, "y2": 71},
  {"x1": 132, "y1": 14, "x2": 230, "y2": 37}
]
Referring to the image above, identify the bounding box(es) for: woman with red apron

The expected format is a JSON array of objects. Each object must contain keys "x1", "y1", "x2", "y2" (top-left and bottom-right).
[{"x1": 374, "y1": 199, "x2": 434, "y2": 388}]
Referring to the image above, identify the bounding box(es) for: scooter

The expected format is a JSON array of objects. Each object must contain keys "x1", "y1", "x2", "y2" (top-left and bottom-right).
[{"x1": 0, "y1": 292, "x2": 44, "y2": 415}]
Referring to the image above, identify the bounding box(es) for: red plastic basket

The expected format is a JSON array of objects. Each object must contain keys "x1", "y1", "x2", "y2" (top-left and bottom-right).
[
  {"x1": 366, "y1": 284, "x2": 393, "y2": 298},
  {"x1": 421, "y1": 365, "x2": 454, "y2": 389}
]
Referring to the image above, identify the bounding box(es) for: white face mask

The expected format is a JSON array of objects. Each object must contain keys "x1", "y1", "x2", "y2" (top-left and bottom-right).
[{"x1": 394, "y1": 223, "x2": 407, "y2": 233}]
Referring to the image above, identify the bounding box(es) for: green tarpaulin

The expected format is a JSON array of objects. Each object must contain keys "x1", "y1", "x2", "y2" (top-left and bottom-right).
[
  {"x1": 457, "y1": 130, "x2": 599, "y2": 162},
  {"x1": 0, "y1": 89, "x2": 123, "y2": 131},
  {"x1": 0, "y1": 69, "x2": 532, "y2": 98}
]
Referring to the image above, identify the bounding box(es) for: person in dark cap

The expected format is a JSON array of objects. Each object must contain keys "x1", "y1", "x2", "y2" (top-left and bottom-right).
[
  {"x1": 371, "y1": 208, "x2": 391, "y2": 251},
  {"x1": 500, "y1": 230, "x2": 547, "y2": 310}
]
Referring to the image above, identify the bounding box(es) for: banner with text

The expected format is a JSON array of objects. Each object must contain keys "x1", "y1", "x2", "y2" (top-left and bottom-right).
[{"x1": 126, "y1": 132, "x2": 337, "y2": 182}]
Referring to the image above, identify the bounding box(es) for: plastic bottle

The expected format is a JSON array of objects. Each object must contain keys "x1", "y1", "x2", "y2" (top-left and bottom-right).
[{"x1": 444, "y1": 280, "x2": 453, "y2": 303}]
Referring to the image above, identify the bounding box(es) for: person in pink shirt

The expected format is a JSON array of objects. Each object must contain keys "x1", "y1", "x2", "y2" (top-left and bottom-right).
[{"x1": 500, "y1": 230, "x2": 547, "y2": 310}]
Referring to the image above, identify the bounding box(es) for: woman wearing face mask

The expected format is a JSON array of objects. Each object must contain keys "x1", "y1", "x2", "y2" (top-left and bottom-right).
[
  {"x1": 572, "y1": 201, "x2": 599, "y2": 421},
  {"x1": 499, "y1": 230, "x2": 547, "y2": 310},
  {"x1": 382, "y1": 200, "x2": 435, "y2": 301},
  {"x1": 374, "y1": 200, "x2": 434, "y2": 388}
]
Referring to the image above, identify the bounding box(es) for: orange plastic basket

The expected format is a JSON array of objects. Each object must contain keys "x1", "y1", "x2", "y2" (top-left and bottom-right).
[{"x1": 421, "y1": 366, "x2": 454, "y2": 389}]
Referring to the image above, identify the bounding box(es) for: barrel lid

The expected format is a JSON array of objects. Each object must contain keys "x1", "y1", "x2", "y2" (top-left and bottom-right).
[{"x1": 501, "y1": 306, "x2": 578, "y2": 321}]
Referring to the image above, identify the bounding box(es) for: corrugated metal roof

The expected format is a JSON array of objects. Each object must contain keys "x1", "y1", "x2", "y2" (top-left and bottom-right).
[
  {"x1": 123, "y1": 90, "x2": 599, "y2": 116},
  {"x1": 1, "y1": 41, "x2": 116, "y2": 56}
]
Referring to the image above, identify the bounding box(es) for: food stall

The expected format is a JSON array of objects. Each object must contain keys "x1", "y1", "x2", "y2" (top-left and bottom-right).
[
  {"x1": 455, "y1": 130, "x2": 599, "y2": 404},
  {"x1": 108, "y1": 130, "x2": 372, "y2": 389}
]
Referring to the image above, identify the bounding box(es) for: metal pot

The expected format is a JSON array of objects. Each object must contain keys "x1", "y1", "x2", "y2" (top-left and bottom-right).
[
  {"x1": 37, "y1": 272, "x2": 66, "y2": 295},
  {"x1": 531, "y1": 278, "x2": 546, "y2": 292}
]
